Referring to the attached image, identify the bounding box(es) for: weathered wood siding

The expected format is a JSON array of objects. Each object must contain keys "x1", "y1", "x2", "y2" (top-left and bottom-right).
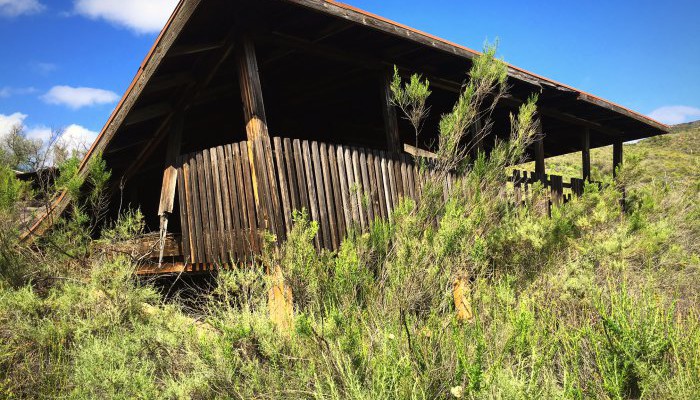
[{"x1": 176, "y1": 137, "x2": 456, "y2": 267}]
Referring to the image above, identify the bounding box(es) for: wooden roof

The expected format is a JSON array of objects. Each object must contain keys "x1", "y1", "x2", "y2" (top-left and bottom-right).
[{"x1": 22, "y1": 0, "x2": 668, "y2": 240}]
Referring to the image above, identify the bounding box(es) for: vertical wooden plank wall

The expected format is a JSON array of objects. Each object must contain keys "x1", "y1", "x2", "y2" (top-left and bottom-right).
[{"x1": 175, "y1": 138, "x2": 454, "y2": 266}]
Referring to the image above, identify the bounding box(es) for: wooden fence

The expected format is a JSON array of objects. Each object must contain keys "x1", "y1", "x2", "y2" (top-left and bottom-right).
[
  {"x1": 176, "y1": 137, "x2": 456, "y2": 267},
  {"x1": 174, "y1": 137, "x2": 595, "y2": 268},
  {"x1": 511, "y1": 169, "x2": 596, "y2": 205}
]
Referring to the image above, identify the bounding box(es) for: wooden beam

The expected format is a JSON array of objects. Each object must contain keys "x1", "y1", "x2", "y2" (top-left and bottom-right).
[
  {"x1": 534, "y1": 123, "x2": 545, "y2": 182},
  {"x1": 581, "y1": 127, "x2": 591, "y2": 181},
  {"x1": 158, "y1": 113, "x2": 184, "y2": 217},
  {"x1": 612, "y1": 139, "x2": 623, "y2": 178},
  {"x1": 119, "y1": 32, "x2": 236, "y2": 184},
  {"x1": 123, "y1": 102, "x2": 172, "y2": 126},
  {"x1": 142, "y1": 72, "x2": 193, "y2": 95},
  {"x1": 236, "y1": 36, "x2": 283, "y2": 238},
  {"x1": 578, "y1": 93, "x2": 668, "y2": 132},
  {"x1": 168, "y1": 41, "x2": 225, "y2": 57},
  {"x1": 157, "y1": 112, "x2": 184, "y2": 265},
  {"x1": 263, "y1": 30, "x2": 629, "y2": 144},
  {"x1": 380, "y1": 69, "x2": 401, "y2": 153}
]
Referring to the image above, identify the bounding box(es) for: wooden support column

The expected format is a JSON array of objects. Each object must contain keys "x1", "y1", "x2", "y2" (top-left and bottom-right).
[
  {"x1": 235, "y1": 36, "x2": 282, "y2": 238},
  {"x1": 612, "y1": 139, "x2": 623, "y2": 178},
  {"x1": 236, "y1": 36, "x2": 291, "y2": 332},
  {"x1": 534, "y1": 124, "x2": 545, "y2": 182},
  {"x1": 581, "y1": 127, "x2": 591, "y2": 181},
  {"x1": 157, "y1": 112, "x2": 184, "y2": 265},
  {"x1": 380, "y1": 70, "x2": 401, "y2": 154}
]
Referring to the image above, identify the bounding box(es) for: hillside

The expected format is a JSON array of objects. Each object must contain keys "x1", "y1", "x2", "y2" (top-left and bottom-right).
[
  {"x1": 0, "y1": 122, "x2": 698, "y2": 399},
  {"x1": 522, "y1": 120, "x2": 700, "y2": 184}
]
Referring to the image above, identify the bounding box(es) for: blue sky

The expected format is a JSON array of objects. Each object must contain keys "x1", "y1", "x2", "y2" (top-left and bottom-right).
[{"x1": 1, "y1": 0, "x2": 699, "y2": 150}]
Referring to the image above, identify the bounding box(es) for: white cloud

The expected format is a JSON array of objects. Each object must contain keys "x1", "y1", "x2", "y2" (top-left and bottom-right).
[
  {"x1": 648, "y1": 105, "x2": 700, "y2": 125},
  {"x1": 74, "y1": 0, "x2": 178, "y2": 34},
  {"x1": 0, "y1": 0, "x2": 44, "y2": 17},
  {"x1": 25, "y1": 124, "x2": 97, "y2": 151},
  {"x1": 24, "y1": 125, "x2": 52, "y2": 142},
  {"x1": 58, "y1": 124, "x2": 98, "y2": 151},
  {"x1": 0, "y1": 113, "x2": 98, "y2": 165},
  {"x1": 0, "y1": 112, "x2": 27, "y2": 135},
  {"x1": 0, "y1": 86, "x2": 37, "y2": 98},
  {"x1": 42, "y1": 85, "x2": 119, "y2": 109}
]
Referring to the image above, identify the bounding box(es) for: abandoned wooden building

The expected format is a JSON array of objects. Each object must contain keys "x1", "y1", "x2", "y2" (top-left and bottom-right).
[{"x1": 24, "y1": 0, "x2": 668, "y2": 273}]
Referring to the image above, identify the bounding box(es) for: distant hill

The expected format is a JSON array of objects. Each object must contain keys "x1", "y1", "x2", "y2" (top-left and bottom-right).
[{"x1": 521, "y1": 119, "x2": 699, "y2": 183}]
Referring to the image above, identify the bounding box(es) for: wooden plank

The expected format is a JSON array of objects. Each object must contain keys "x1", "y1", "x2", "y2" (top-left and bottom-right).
[
  {"x1": 372, "y1": 150, "x2": 387, "y2": 220},
  {"x1": 194, "y1": 151, "x2": 211, "y2": 265},
  {"x1": 351, "y1": 147, "x2": 366, "y2": 231},
  {"x1": 380, "y1": 152, "x2": 393, "y2": 218},
  {"x1": 216, "y1": 146, "x2": 235, "y2": 262},
  {"x1": 240, "y1": 141, "x2": 259, "y2": 255},
  {"x1": 177, "y1": 157, "x2": 191, "y2": 263},
  {"x1": 311, "y1": 141, "x2": 330, "y2": 249},
  {"x1": 359, "y1": 149, "x2": 374, "y2": 224},
  {"x1": 366, "y1": 151, "x2": 380, "y2": 222},
  {"x1": 224, "y1": 144, "x2": 243, "y2": 258},
  {"x1": 345, "y1": 147, "x2": 359, "y2": 230},
  {"x1": 157, "y1": 114, "x2": 184, "y2": 216},
  {"x1": 262, "y1": 138, "x2": 283, "y2": 241},
  {"x1": 337, "y1": 145, "x2": 352, "y2": 235},
  {"x1": 187, "y1": 154, "x2": 204, "y2": 266},
  {"x1": 412, "y1": 162, "x2": 421, "y2": 202},
  {"x1": 202, "y1": 148, "x2": 221, "y2": 266},
  {"x1": 320, "y1": 142, "x2": 339, "y2": 249},
  {"x1": 386, "y1": 155, "x2": 398, "y2": 208},
  {"x1": 209, "y1": 147, "x2": 227, "y2": 263},
  {"x1": 232, "y1": 143, "x2": 250, "y2": 257},
  {"x1": 273, "y1": 137, "x2": 292, "y2": 236},
  {"x1": 292, "y1": 139, "x2": 310, "y2": 215},
  {"x1": 302, "y1": 140, "x2": 321, "y2": 248},
  {"x1": 283, "y1": 138, "x2": 299, "y2": 212},
  {"x1": 393, "y1": 153, "x2": 404, "y2": 199},
  {"x1": 403, "y1": 155, "x2": 415, "y2": 201},
  {"x1": 399, "y1": 156, "x2": 409, "y2": 201},
  {"x1": 328, "y1": 144, "x2": 345, "y2": 242}
]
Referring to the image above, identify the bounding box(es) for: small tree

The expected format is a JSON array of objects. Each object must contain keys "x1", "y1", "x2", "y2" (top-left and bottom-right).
[{"x1": 390, "y1": 66, "x2": 431, "y2": 151}]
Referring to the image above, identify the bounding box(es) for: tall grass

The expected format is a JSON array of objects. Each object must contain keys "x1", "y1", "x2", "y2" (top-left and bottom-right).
[{"x1": 0, "y1": 49, "x2": 698, "y2": 399}]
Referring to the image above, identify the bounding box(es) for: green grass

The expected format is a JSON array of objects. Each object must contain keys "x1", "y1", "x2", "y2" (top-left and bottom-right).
[
  {"x1": 0, "y1": 123, "x2": 698, "y2": 399},
  {"x1": 520, "y1": 121, "x2": 700, "y2": 184}
]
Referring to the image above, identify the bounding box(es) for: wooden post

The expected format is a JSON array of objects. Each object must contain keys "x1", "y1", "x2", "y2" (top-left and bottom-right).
[
  {"x1": 157, "y1": 112, "x2": 184, "y2": 265},
  {"x1": 612, "y1": 139, "x2": 623, "y2": 178},
  {"x1": 235, "y1": 36, "x2": 283, "y2": 238},
  {"x1": 534, "y1": 125, "x2": 545, "y2": 183},
  {"x1": 581, "y1": 127, "x2": 591, "y2": 181},
  {"x1": 236, "y1": 36, "x2": 291, "y2": 332},
  {"x1": 380, "y1": 69, "x2": 401, "y2": 154}
]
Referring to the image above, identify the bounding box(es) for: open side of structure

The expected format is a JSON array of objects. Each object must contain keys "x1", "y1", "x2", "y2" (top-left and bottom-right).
[{"x1": 22, "y1": 0, "x2": 669, "y2": 273}]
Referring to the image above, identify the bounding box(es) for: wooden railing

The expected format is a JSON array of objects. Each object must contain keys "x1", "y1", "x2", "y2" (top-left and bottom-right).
[
  {"x1": 176, "y1": 137, "x2": 455, "y2": 268},
  {"x1": 173, "y1": 138, "x2": 594, "y2": 269},
  {"x1": 510, "y1": 169, "x2": 598, "y2": 205}
]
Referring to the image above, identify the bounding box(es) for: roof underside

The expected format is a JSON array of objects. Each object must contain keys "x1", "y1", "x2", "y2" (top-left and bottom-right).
[
  {"x1": 91, "y1": 0, "x2": 668, "y2": 191},
  {"x1": 23, "y1": 0, "x2": 669, "y2": 239}
]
